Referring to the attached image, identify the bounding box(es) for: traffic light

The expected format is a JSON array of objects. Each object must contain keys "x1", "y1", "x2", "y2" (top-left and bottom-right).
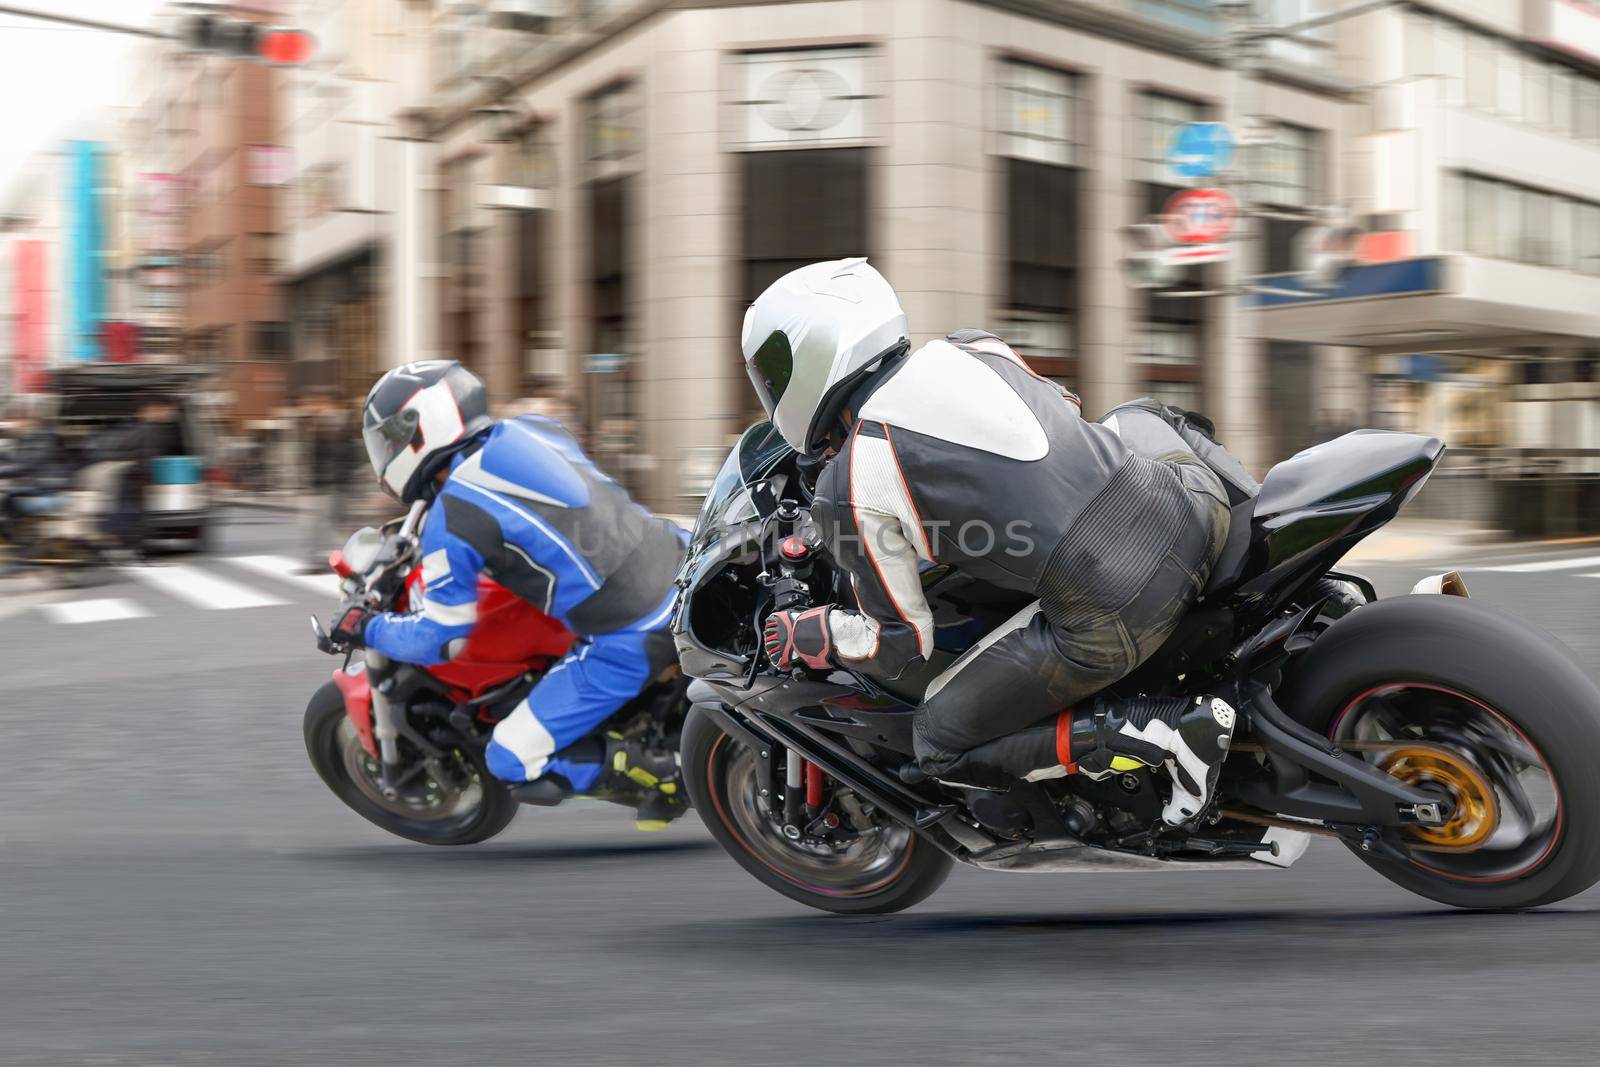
[{"x1": 178, "y1": 14, "x2": 314, "y2": 65}]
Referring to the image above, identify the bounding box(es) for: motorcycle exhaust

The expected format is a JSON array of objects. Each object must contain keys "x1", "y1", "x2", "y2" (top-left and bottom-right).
[{"x1": 1409, "y1": 570, "x2": 1469, "y2": 597}]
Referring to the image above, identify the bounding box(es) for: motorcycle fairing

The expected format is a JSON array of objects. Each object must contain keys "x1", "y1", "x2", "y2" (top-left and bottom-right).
[
  {"x1": 404, "y1": 570, "x2": 575, "y2": 701},
  {"x1": 331, "y1": 663, "x2": 376, "y2": 758}
]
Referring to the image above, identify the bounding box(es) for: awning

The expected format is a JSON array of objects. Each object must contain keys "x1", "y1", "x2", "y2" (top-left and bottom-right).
[{"x1": 1246, "y1": 255, "x2": 1600, "y2": 353}]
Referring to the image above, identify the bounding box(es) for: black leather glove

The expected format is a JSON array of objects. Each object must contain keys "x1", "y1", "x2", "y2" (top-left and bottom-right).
[
  {"x1": 763, "y1": 606, "x2": 833, "y2": 671},
  {"x1": 328, "y1": 603, "x2": 374, "y2": 651}
]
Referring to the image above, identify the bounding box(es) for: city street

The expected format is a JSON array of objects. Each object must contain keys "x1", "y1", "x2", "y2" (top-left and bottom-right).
[{"x1": 2, "y1": 510, "x2": 1600, "y2": 1064}]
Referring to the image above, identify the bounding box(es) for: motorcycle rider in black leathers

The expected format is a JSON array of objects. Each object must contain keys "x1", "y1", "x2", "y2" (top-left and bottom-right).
[{"x1": 742, "y1": 258, "x2": 1236, "y2": 826}]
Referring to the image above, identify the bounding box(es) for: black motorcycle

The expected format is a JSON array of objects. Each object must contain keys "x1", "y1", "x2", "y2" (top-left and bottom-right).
[{"x1": 671, "y1": 421, "x2": 1600, "y2": 914}]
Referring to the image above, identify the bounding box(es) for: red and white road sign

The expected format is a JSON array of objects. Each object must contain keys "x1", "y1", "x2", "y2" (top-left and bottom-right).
[
  {"x1": 1158, "y1": 243, "x2": 1233, "y2": 266},
  {"x1": 1163, "y1": 188, "x2": 1238, "y2": 245}
]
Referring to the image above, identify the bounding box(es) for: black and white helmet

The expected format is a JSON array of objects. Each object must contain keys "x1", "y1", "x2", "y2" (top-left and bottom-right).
[{"x1": 362, "y1": 360, "x2": 492, "y2": 502}]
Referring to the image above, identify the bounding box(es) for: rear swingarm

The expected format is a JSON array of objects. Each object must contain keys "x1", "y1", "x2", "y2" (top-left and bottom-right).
[{"x1": 1229, "y1": 681, "x2": 1451, "y2": 830}]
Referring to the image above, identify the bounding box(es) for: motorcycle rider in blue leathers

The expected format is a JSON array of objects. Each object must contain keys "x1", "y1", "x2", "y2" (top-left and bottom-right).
[{"x1": 330, "y1": 361, "x2": 687, "y2": 826}]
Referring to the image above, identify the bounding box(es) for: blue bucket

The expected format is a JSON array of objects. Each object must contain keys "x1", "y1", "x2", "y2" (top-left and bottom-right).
[{"x1": 151, "y1": 455, "x2": 202, "y2": 485}]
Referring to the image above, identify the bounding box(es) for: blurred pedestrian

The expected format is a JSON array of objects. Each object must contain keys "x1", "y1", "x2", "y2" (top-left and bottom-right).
[
  {"x1": 302, "y1": 394, "x2": 353, "y2": 572},
  {"x1": 509, "y1": 374, "x2": 586, "y2": 441},
  {"x1": 0, "y1": 412, "x2": 67, "y2": 544},
  {"x1": 106, "y1": 400, "x2": 166, "y2": 563}
]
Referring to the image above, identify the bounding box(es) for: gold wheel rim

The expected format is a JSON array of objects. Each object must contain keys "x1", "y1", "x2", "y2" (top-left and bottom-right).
[{"x1": 1379, "y1": 746, "x2": 1499, "y2": 850}]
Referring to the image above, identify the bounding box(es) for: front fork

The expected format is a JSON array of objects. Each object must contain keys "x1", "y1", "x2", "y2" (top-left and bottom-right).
[
  {"x1": 780, "y1": 747, "x2": 829, "y2": 839},
  {"x1": 366, "y1": 652, "x2": 404, "y2": 793}
]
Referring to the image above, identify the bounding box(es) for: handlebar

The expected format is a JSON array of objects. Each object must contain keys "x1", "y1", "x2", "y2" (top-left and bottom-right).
[{"x1": 312, "y1": 499, "x2": 430, "y2": 657}]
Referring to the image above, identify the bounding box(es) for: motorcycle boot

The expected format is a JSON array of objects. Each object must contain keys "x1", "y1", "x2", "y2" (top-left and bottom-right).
[
  {"x1": 508, "y1": 775, "x2": 571, "y2": 806},
  {"x1": 595, "y1": 734, "x2": 687, "y2": 831},
  {"x1": 938, "y1": 694, "x2": 1235, "y2": 826},
  {"x1": 1065, "y1": 696, "x2": 1236, "y2": 825}
]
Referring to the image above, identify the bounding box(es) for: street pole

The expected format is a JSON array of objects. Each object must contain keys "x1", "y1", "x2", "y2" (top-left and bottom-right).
[{"x1": 0, "y1": 3, "x2": 171, "y2": 39}]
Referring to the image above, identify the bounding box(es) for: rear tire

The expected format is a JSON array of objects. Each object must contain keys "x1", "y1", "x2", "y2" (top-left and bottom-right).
[
  {"x1": 681, "y1": 708, "x2": 953, "y2": 914},
  {"x1": 1285, "y1": 595, "x2": 1600, "y2": 909},
  {"x1": 303, "y1": 681, "x2": 517, "y2": 846}
]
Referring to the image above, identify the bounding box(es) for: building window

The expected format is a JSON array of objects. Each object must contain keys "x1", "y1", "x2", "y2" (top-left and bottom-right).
[
  {"x1": 1578, "y1": 79, "x2": 1600, "y2": 141},
  {"x1": 1580, "y1": 204, "x2": 1600, "y2": 277},
  {"x1": 1496, "y1": 43, "x2": 1522, "y2": 119},
  {"x1": 740, "y1": 147, "x2": 869, "y2": 418},
  {"x1": 1447, "y1": 170, "x2": 1600, "y2": 275},
  {"x1": 1433, "y1": 19, "x2": 1466, "y2": 106},
  {"x1": 994, "y1": 61, "x2": 1081, "y2": 375},
  {"x1": 1256, "y1": 123, "x2": 1318, "y2": 209},
  {"x1": 1139, "y1": 321, "x2": 1201, "y2": 366},
  {"x1": 1134, "y1": 92, "x2": 1206, "y2": 184},
  {"x1": 1004, "y1": 158, "x2": 1078, "y2": 373},
  {"x1": 732, "y1": 48, "x2": 871, "y2": 151},
  {"x1": 1411, "y1": 11, "x2": 1600, "y2": 143},
  {"x1": 1132, "y1": 0, "x2": 1218, "y2": 36},
  {"x1": 1134, "y1": 92, "x2": 1209, "y2": 404},
  {"x1": 740, "y1": 148, "x2": 869, "y2": 302},
  {"x1": 1259, "y1": 0, "x2": 1333, "y2": 67},
  {"x1": 194, "y1": 325, "x2": 231, "y2": 364},
  {"x1": 1465, "y1": 29, "x2": 1497, "y2": 111},
  {"x1": 588, "y1": 82, "x2": 640, "y2": 179},
  {"x1": 247, "y1": 233, "x2": 280, "y2": 275},
  {"x1": 511, "y1": 122, "x2": 556, "y2": 189},
  {"x1": 189, "y1": 242, "x2": 228, "y2": 289},
  {"x1": 997, "y1": 60, "x2": 1079, "y2": 166},
  {"x1": 252, "y1": 321, "x2": 290, "y2": 360}
]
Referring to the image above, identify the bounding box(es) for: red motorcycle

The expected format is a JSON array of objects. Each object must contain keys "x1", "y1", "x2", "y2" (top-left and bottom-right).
[{"x1": 304, "y1": 500, "x2": 688, "y2": 845}]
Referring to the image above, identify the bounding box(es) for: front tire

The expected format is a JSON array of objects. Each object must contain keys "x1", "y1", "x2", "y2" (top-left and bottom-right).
[
  {"x1": 303, "y1": 681, "x2": 518, "y2": 846},
  {"x1": 1286, "y1": 595, "x2": 1600, "y2": 909},
  {"x1": 681, "y1": 708, "x2": 953, "y2": 914}
]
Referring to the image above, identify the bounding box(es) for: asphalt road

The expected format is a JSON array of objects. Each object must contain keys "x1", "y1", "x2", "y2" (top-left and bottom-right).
[{"x1": 4, "y1": 510, "x2": 1600, "y2": 1065}]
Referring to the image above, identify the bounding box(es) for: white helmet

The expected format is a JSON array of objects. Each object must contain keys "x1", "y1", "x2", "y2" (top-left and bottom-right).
[{"x1": 741, "y1": 257, "x2": 908, "y2": 454}]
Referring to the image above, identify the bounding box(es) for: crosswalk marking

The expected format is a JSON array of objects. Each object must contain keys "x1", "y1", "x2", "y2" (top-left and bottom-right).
[
  {"x1": 40, "y1": 598, "x2": 151, "y2": 625},
  {"x1": 224, "y1": 555, "x2": 342, "y2": 598},
  {"x1": 1467, "y1": 554, "x2": 1600, "y2": 573},
  {"x1": 121, "y1": 563, "x2": 286, "y2": 610}
]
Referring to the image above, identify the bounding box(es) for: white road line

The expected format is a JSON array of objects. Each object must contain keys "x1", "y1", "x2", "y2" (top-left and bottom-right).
[
  {"x1": 41, "y1": 598, "x2": 151, "y2": 625},
  {"x1": 121, "y1": 563, "x2": 285, "y2": 610},
  {"x1": 224, "y1": 555, "x2": 342, "y2": 598},
  {"x1": 1466, "y1": 554, "x2": 1600, "y2": 573}
]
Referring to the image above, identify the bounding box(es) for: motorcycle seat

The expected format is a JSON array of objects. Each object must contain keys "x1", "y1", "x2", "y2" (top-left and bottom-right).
[{"x1": 1200, "y1": 497, "x2": 1256, "y2": 598}]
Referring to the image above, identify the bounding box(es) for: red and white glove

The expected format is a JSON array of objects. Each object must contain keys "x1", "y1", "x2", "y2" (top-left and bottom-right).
[{"x1": 763, "y1": 607, "x2": 834, "y2": 671}]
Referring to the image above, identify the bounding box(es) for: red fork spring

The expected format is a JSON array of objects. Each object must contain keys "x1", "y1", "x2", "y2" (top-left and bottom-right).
[{"x1": 804, "y1": 760, "x2": 824, "y2": 811}]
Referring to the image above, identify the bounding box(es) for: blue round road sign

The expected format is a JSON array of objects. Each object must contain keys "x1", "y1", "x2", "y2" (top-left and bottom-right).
[{"x1": 1167, "y1": 122, "x2": 1235, "y2": 180}]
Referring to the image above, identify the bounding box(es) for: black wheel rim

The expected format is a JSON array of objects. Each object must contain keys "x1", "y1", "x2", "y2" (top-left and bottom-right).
[
  {"x1": 1333, "y1": 683, "x2": 1562, "y2": 881},
  {"x1": 334, "y1": 718, "x2": 487, "y2": 832},
  {"x1": 707, "y1": 735, "x2": 914, "y2": 897}
]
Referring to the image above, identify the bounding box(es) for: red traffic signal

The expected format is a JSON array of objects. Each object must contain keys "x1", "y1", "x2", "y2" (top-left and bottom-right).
[
  {"x1": 260, "y1": 29, "x2": 315, "y2": 66},
  {"x1": 178, "y1": 15, "x2": 314, "y2": 65}
]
